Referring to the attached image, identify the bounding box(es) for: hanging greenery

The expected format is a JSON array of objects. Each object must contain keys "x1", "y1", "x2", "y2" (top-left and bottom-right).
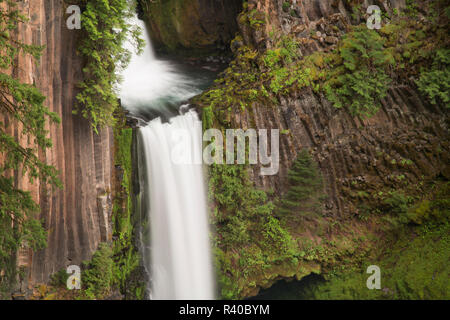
[{"x1": 74, "y1": 0, "x2": 144, "y2": 133}]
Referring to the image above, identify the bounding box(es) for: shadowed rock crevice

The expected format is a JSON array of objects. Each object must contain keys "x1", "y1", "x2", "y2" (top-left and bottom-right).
[{"x1": 139, "y1": 0, "x2": 244, "y2": 55}]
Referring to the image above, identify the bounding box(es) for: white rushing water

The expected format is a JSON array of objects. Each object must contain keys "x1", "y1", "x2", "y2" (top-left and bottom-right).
[
  {"x1": 120, "y1": 15, "x2": 215, "y2": 299},
  {"x1": 119, "y1": 16, "x2": 208, "y2": 120}
]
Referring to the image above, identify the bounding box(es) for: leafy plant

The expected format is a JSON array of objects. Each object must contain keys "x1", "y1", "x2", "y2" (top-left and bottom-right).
[
  {"x1": 323, "y1": 26, "x2": 394, "y2": 117},
  {"x1": 75, "y1": 0, "x2": 144, "y2": 132},
  {"x1": 416, "y1": 48, "x2": 450, "y2": 106}
]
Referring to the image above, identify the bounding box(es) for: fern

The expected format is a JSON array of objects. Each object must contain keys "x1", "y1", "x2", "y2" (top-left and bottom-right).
[{"x1": 416, "y1": 48, "x2": 450, "y2": 106}]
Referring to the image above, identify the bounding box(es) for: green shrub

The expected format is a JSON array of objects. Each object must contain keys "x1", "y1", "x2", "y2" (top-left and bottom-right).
[
  {"x1": 383, "y1": 191, "x2": 412, "y2": 217},
  {"x1": 416, "y1": 48, "x2": 450, "y2": 106},
  {"x1": 278, "y1": 150, "x2": 323, "y2": 218},
  {"x1": 324, "y1": 26, "x2": 394, "y2": 117},
  {"x1": 49, "y1": 269, "x2": 69, "y2": 288},
  {"x1": 82, "y1": 243, "x2": 114, "y2": 299}
]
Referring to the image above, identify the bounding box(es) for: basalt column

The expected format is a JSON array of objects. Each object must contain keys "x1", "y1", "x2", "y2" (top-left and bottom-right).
[{"x1": 6, "y1": 0, "x2": 115, "y2": 289}]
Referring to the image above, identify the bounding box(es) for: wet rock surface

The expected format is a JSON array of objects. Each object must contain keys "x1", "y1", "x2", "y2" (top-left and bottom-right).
[{"x1": 3, "y1": 0, "x2": 115, "y2": 289}]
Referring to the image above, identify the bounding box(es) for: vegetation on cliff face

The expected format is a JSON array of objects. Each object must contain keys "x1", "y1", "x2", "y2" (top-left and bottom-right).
[
  {"x1": 45, "y1": 114, "x2": 143, "y2": 300},
  {"x1": 416, "y1": 48, "x2": 450, "y2": 106},
  {"x1": 0, "y1": 0, "x2": 144, "y2": 299},
  {"x1": 282, "y1": 181, "x2": 449, "y2": 300},
  {"x1": 80, "y1": 119, "x2": 142, "y2": 300},
  {"x1": 208, "y1": 163, "x2": 301, "y2": 299},
  {"x1": 198, "y1": 0, "x2": 449, "y2": 121},
  {"x1": 278, "y1": 150, "x2": 324, "y2": 218},
  {"x1": 110, "y1": 124, "x2": 143, "y2": 299},
  {"x1": 75, "y1": 0, "x2": 144, "y2": 132},
  {"x1": 197, "y1": 0, "x2": 450, "y2": 299},
  {"x1": 322, "y1": 26, "x2": 394, "y2": 117},
  {"x1": 206, "y1": 146, "x2": 385, "y2": 299},
  {"x1": 0, "y1": 0, "x2": 61, "y2": 297}
]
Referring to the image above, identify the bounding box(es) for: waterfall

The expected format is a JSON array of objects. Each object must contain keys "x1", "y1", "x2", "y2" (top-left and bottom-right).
[
  {"x1": 120, "y1": 15, "x2": 215, "y2": 299},
  {"x1": 120, "y1": 16, "x2": 211, "y2": 122}
]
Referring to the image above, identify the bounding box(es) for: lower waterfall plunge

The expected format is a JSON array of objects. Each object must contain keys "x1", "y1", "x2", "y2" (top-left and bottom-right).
[{"x1": 119, "y1": 15, "x2": 215, "y2": 299}]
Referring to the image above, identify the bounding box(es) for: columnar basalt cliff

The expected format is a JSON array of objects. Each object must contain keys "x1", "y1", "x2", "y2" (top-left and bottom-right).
[
  {"x1": 182, "y1": 0, "x2": 448, "y2": 298},
  {"x1": 225, "y1": 0, "x2": 449, "y2": 217},
  {"x1": 3, "y1": 1, "x2": 114, "y2": 290}
]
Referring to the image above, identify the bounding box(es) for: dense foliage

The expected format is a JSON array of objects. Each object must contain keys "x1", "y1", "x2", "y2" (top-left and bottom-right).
[
  {"x1": 0, "y1": 0, "x2": 60, "y2": 296},
  {"x1": 209, "y1": 164, "x2": 299, "y2": 299},
  {"x1": 416, "y1": 48, "x2": 450, "y2": 106},
  {"x1": 81, "y1": 243, "x2": 114, "y2": 299},
  {"x1": 75, "y1": 0, "x2": 144, "y2": 132},
  {"x1": 291, "y1": 182, "x2": 450, "y2": 300},
  {"x1": 323, "y1": 26, "x2": 394, "y2": 117}
]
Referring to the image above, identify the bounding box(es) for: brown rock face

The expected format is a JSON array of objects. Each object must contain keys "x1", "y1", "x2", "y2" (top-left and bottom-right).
[
  {"x1": 140, "y1": 0, "x2": 243, "y2": 53},
  {"x1": 2, "y1": 1, "x2": 114, "y2": 289},
  {"x1": 212, "y1": 0, "x2": 449, "y2": 218},
  {"x1": 235, "y1": 85, "x2": 449, "y2": 218}
]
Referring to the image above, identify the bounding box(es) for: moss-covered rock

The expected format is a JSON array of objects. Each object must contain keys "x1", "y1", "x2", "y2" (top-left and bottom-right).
[{"x1": 139, "y1": 0, "x2": 243, "y2": 55}]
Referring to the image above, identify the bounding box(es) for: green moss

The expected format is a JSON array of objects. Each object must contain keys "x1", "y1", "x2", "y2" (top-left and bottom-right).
[
  {"x1": 239, "y1": 9, "x2": 266, "y2": 29},
  {"x1": 110, "y1": 119, "x2": 143, "y2": 299},
  {"x1": 296, "y1": 181, "x2": 450, "y2": 300}
]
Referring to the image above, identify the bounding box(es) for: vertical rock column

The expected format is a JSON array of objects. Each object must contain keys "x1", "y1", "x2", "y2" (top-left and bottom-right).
[{"x1": 7, "y1": 0, "x2": 115, "y2": 288}]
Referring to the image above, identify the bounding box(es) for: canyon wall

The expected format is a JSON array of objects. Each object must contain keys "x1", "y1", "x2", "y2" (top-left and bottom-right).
[
  {"x1": 143, "y1": 0, "x2": 449, "y2": 297},
  {"x1": 230, "y1": 0, "x2": 449, "y2": 219},
  {"x1": 3, "y1": 0, "x2": 114, "y2": 291},
  {"x1": 140, "y1": 0, "x2": 243, "y2": 53}
]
